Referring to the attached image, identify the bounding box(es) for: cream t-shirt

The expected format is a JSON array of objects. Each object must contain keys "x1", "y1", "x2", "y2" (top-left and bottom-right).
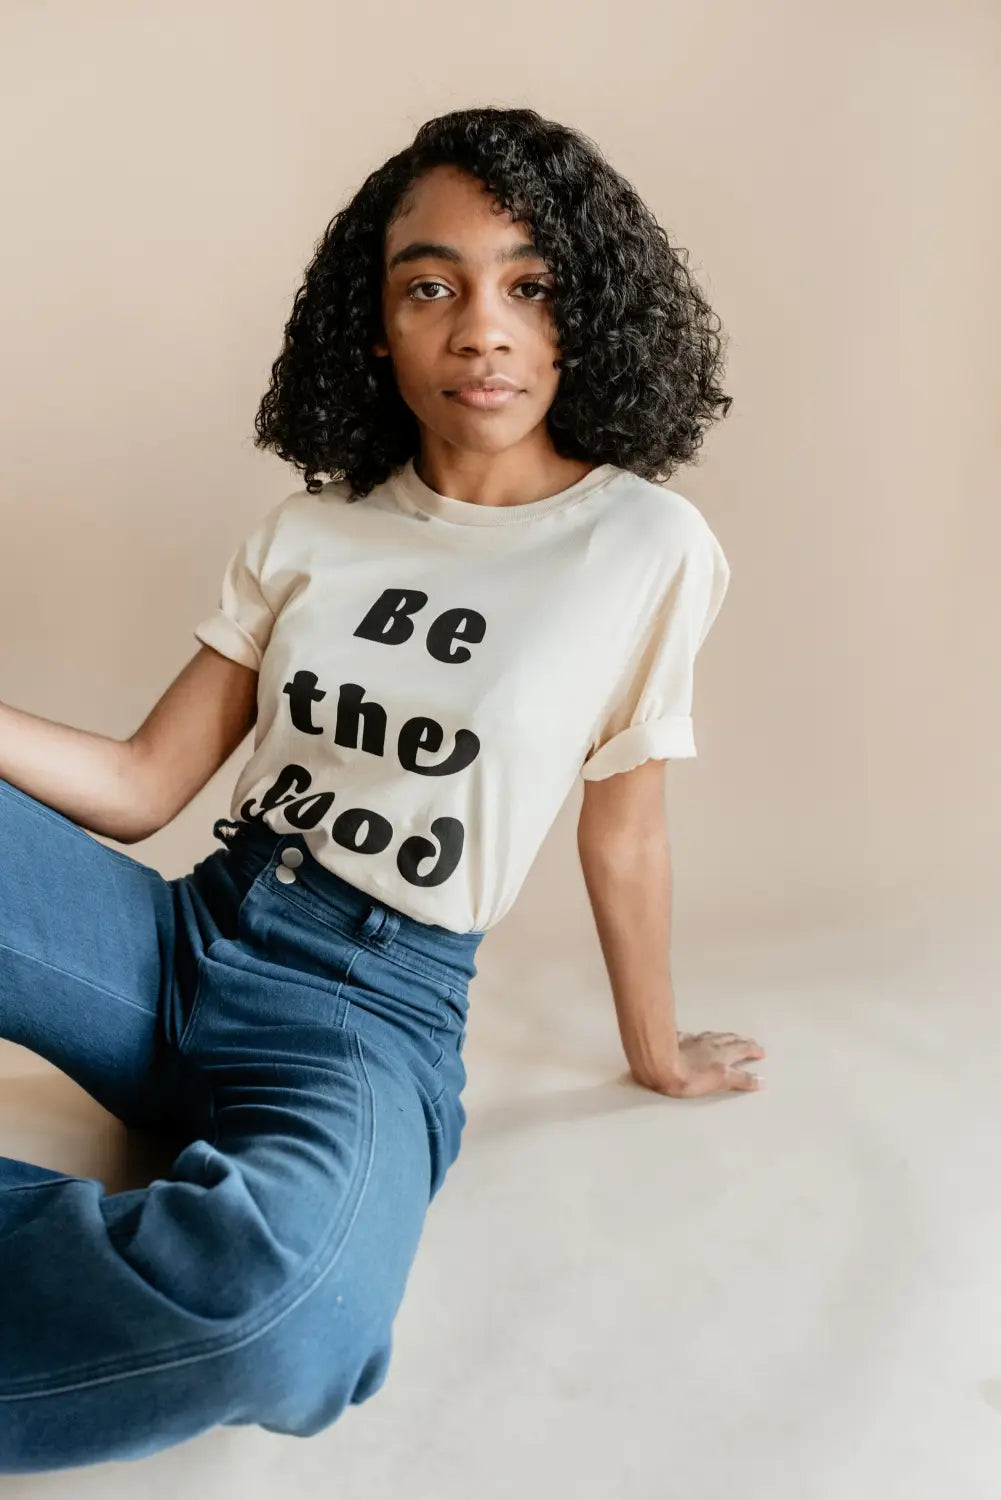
[{"x1": 193, "y1": 457, "x2": 731, "y2": 933}]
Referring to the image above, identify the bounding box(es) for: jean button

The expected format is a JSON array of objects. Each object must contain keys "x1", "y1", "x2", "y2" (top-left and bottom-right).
[
  {"x1": 275, "y1": 866, "x2": 297, "y2": 885},
  {"x1": 280, "y1": 848, "x2": 304, "y2": 868}
]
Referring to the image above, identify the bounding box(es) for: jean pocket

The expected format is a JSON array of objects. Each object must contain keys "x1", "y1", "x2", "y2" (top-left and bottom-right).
[
  {"x1": 177, "y1": 936, "x2": 354, "y2": 1059},
  {"x1": 417, "y1": 1071, "x2": 447, "y2": 1134},
  {"x1": 177, "y1": 949, "x2": 212, "y2": 1056}
]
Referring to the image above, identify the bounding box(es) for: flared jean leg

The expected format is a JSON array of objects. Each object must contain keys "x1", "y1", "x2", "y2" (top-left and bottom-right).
[
  {"x1": 0, "y1": 1018, "x2": 438, "y2": 1474},
  {"x1": 0, "y1": 784, "x2": 476, "y2": 1472},
  {"x1": 0, "y1": 776, "x2": 184, "y2": 1133}
]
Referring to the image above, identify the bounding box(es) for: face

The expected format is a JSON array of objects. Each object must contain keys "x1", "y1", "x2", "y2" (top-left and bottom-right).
[{"x1": 374, "y1": 165, "x2": 563, "y2": 462}]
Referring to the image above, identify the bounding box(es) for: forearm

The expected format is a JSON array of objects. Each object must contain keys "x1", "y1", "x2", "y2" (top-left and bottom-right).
[
  {"x1": 578, "y1": 826, "x2": 683, "y2": 1085},
  {"x1": 0, "y1": 698, "x2": 150, "y2": 844}
]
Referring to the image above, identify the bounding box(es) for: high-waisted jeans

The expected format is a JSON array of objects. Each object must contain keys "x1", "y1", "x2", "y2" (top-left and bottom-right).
[{"x1": 0, "y1": 776, "x2": 484, "y2": 1473}]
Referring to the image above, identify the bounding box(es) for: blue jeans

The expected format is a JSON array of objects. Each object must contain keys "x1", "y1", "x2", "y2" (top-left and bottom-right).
[{"x1": 0, "y1": 777, "x2": 484, "y2": 1473}]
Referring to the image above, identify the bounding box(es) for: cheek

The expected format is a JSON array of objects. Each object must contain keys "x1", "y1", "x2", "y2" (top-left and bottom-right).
[
  {"x1": 390, "y1": 314, "x2": 438, "y2": 364},
  {"x1": 530, "y1": 361, "x2": 561, "y2": 407},
  {"x1": 382, "y1": 333, "x2": 437, "y2": 401}
]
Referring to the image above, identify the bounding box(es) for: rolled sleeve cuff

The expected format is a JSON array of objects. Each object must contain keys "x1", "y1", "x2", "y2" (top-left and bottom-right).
[
  {"x1": 579, "y1": 715, "x2": 696, "y2": 781},
  {"x1": 193, "y1": 612, "x2": 262, "y2": 671}
]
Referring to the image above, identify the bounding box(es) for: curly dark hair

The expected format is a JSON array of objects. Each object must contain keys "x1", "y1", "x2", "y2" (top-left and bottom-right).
[{"x1": 253, "y1": 105, "x2": 733, "y2": 498}]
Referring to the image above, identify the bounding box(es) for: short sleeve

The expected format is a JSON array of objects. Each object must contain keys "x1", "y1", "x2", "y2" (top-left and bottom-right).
[
  {"x1": 192, "y1": 497, "x2": 287, "y2": 671},
  {"x1": 579, "y1": 520, "x2": 731, "y2": 780}
]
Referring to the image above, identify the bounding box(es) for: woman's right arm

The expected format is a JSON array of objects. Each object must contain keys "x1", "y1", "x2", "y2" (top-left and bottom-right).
[{"x1": 0, "y1": 644, "x2": 258, "y2": 846}]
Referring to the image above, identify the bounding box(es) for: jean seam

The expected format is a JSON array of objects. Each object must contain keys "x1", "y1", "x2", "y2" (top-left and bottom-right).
[
  {"x1": 177, "y1": 924, "x2": 359, "y2": 1055},
  {"x1": 224, "y1": 835, "x2": 469, "y2": 991},
  {"x1": 427, "y1": 1076, "x2": 447, "y2": 1111},
  {"x1": 0, "y1": 1177, "x2": 85, "y2": 1193},
  {"x1": 176, "y1": 945, "x2": 212, "y2": 1054},
  {"x1": 333, "y1": 933, "x2": 365, "y2": 1028},
  {"x1": 263, "y1": 877, "x2": 457, "y2": 994},
  {"x1": 0, "y1": 1031, "x2": 378, "y2": 1401},
  {"x1": 0, "y1": 777, "x2": 159, "y2": 877},
  {"x1": 0, "y1": 939, "x2": 159, "y2": 1016}
]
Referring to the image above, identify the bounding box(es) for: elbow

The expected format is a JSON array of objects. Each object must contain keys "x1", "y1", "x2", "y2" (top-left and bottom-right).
[
  {"x1": 115, "y1": 809, "x2": 167, "y2": 845},
  {"x1": 120, "y1": 739, "x2": 173, "y2": 844},
  {"x1": 578, "y1": 770, "x2": 669, "y2": 860}
]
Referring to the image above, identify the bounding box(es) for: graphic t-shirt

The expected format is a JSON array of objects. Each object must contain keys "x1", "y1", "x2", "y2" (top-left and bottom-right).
[{"x1": 193, "y1": 457, "x2": 731, "y2": 933}]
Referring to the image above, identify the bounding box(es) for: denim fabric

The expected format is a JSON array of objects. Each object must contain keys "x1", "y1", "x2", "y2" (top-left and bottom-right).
[{"x1": 0, "y1": 778, "x2": 484, "y2": 1472}]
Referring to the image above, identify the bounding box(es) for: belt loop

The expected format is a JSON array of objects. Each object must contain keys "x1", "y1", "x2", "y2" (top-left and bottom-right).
[
  {"x1": 358, "y1": 903, "x2": 401, "y2": 947},
  {"x1": 381, "y1": 909, "x2": 401, "y2": 944}
]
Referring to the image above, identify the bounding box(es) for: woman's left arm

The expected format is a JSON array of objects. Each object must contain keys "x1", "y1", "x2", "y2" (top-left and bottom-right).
[{"x1": 576, "y1": 759, "x2": 685, "y2": 1091}]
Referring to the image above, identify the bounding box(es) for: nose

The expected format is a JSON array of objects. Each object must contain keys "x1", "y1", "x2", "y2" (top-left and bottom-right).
[{"x1": 446, "y1": 285, "x2": 514, "y2": 356}]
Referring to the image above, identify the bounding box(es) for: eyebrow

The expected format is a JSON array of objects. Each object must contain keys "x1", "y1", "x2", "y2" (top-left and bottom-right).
[{"x1": 386, "y1": 240, "x2": 546, "y2": 273}]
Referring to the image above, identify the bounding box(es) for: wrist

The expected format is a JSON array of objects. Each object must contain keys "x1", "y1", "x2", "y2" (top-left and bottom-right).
[{"x1": 628, "y1": 1051, "x2": 685, "y2": 1091}]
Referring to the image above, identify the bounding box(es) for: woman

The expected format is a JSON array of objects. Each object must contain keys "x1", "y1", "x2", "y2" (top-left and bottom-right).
[{"x1": 0, "y1": 105, "x2": 765, "y2": 1471}]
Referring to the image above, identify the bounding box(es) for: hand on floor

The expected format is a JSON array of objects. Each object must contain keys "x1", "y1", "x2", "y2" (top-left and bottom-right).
[{"x1": 632, "y1": 1030, "x2": 767, "y2": 1098}]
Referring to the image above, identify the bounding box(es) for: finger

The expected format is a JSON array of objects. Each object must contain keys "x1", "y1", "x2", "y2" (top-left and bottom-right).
[
  {"x1": 728, "y1": 1067, "x2": 763, "y2": 1090},
  {"x1": 712, "y1": 1033, "x2": 765, "y2": 1055},
  {"x1": 720, "y1": 1039, "x2": 766, "y2": 1060}
]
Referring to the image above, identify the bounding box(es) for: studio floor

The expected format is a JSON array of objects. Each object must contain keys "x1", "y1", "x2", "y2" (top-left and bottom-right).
[{"x1": 2, "y1": 892, "x2": 999, "y2": 1499}]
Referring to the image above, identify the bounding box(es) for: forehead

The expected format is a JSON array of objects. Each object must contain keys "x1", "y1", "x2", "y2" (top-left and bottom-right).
[{"x1": 384, "y1": 167, "x2": 544, "y2": 268}]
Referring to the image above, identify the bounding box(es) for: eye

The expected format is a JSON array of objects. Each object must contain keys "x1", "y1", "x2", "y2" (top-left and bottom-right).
[
  {"x1": 406, "y1": 280, "x2": 450, "y2": 302},
  {"x1": 405, "y1": 279, "x2": 554, "y2": 303},
  {"x1": 514, "y1": 281, "x2": 554, "y2": 301}
]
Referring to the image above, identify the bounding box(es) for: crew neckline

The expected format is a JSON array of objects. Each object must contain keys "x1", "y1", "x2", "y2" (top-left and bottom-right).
[{"x1": 389, "y1": 456, "x2": 622, "y2": 527}]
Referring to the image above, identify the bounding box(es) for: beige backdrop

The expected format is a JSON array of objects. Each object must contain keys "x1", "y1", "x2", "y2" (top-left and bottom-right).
[
  {"x1": 1, "y1": 1, "x2": 999, "y2": 1495},
  {"x1": 3, "y1": 2, "x2": 997, "y2": 956}
]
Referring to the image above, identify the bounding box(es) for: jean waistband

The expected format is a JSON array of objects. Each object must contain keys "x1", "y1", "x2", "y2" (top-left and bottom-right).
[{"x1": 212, "y1": 817, "x2": 485, "y2": 979}]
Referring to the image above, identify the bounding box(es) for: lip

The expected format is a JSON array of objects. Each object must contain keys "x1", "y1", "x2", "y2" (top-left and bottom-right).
[
  {"x1": 444, "y1": 374, "x2": 521, "y2": 392},
  {"x1": 445, "y1": 388, "x2": 521, "y2": 410}
]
